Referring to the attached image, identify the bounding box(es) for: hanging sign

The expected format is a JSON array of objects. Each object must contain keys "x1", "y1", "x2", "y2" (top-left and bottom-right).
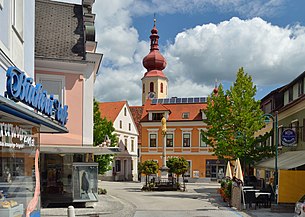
[
  {"x1": 281, "y1": 129, "x2": 297, "y2": 146},
  {"x1": 6, "y1": 66, "x2": 68, "y2": 126}
]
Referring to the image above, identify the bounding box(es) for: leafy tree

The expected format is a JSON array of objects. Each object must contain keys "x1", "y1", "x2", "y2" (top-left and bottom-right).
[
  {"x1": 202, "y1": 68, "x2": 275, "y2": 173},
  {"x1": 167, "y1": 157, "x2": 189, "y2": 184},
  {"x1": 139, "y1": 160, "x2": 159, "y2": 187},
  {"x1": 93, "y1": 99, "x2": 117, "y2": 174}
]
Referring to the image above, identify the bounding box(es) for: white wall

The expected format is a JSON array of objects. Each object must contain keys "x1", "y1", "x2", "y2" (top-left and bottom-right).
[{"x1": 0, "y1": 0, "x2": 35, "y2": 96}]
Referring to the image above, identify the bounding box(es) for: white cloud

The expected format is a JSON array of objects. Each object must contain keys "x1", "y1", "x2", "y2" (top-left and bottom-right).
[
  {"x1": 91, "y1": 1, "x2": 305, "y2": 105},
  {"x1": 165, "y1": 17, "x2": 305, "y2": 87}
]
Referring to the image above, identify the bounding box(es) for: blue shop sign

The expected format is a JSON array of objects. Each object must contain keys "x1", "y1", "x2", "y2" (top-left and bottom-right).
[
  {"x1": 5, "y1": 66, "x2": 68, "y2": 126},
  {"x1": 281, "y1": 128, "x2": 297, "y2": 146}
]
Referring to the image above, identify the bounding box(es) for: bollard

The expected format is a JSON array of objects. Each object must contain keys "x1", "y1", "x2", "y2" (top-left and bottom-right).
[{"x1": 67, "y1": 205, "x2": 75, "y2": 217}]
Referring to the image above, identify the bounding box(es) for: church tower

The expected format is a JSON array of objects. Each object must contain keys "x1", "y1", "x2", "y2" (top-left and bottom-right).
[{"x1": 141, "y1": 19, "x2": 168, "y2": 105}]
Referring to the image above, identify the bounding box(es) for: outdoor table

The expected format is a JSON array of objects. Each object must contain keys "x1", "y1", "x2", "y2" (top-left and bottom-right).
[
  {"x1": 255, "y1": 192, "x2": 271, "y2": 208},
  {"x1": 243, "y1": 189, "x2": 260, "y2": 192},
  {"x1": 242, "y1": 186, "x2": 254, "y2": 189}
]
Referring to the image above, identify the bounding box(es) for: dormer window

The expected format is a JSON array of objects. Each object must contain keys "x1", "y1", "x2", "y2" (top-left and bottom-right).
[
  {"x1": 182, "y1": 112, "x2": 189, "y2": 119},
  {"x1": 152, "y1": 113, "x2": 163, "y2": 121}
]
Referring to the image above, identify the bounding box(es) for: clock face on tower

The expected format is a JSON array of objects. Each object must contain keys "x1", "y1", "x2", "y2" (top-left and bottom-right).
[{"x1": 148, "y1": 92, "x2": 156, "y2": 99}]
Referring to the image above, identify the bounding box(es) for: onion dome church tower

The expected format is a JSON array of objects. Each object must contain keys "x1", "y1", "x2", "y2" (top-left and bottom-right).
[{"x1": 141, "y1": 19, "x2": 168, "y2": 105}]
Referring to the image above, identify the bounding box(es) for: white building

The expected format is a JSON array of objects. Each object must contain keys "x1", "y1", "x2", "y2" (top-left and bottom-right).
[{"x1": 99, "y1": 101, "x2": 139, "y2": 181}]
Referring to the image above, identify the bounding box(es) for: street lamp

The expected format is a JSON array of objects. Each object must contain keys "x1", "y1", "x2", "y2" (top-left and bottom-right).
[
  {"x1": 262, "y1": 111, "x2": 278, "y2": 204},
  {"x1": 160, "y1": 114, "x2": 169, "y2": 180}
]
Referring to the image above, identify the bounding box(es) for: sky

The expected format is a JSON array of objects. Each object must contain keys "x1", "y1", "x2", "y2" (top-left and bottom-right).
[{"x1": 61, "y1": 0, "x2": 305, "y2": 106}]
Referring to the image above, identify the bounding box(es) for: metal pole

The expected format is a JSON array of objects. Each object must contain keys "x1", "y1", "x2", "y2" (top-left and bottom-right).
[{"x1": 274, "y1": 111, "x2": 278, "y2": 204}]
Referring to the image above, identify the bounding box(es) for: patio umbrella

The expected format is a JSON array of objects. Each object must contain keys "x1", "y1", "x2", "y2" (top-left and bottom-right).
[
  {"x1": 234, "y1": 158, "x2": 244, "y2": 184},
  {"x1": 225, "y1": 161, "x2": 232, "y2": 179}
]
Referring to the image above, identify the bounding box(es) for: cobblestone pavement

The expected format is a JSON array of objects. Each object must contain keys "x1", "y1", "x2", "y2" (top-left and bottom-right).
[{"x1": 41, "y1": 181, "x2": 294, "y2": 217}]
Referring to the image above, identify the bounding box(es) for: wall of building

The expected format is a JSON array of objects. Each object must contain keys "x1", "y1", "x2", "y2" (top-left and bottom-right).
[
  {"x1": 140, "y1": 122, "x2": 217, "y2": 179},
  {"x1": 37, "y1": 71, "x2": 83, "y2": 146},
  {"x1": 142, "y1": 77, "x2": 168, "y2": 104}
]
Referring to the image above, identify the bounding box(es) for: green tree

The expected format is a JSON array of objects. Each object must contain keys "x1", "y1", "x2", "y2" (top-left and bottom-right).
[
  {"x1": 93, "y1": 99, "x2": 117, "y2": 174},
  {"x1": 202, "y1": 68, "x2": 275, "y2": 173},
  {"x1": 167, "y1": 157, "x2": 189, "y2": 185},
  {"x1": 139, "y1": 160, "x2": 159, "y2": 187}
]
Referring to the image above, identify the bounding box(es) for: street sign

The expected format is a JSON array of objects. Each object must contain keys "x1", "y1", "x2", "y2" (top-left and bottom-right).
[{"x1": 281, "y1": 129, "x2": 297, "y2": 146}]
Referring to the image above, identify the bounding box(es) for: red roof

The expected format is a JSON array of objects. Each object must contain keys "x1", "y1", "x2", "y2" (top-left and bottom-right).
[
  {"x1": 99, "y1": 101, "x2": 126, "y2": 122},
  {"x1": 141, "y1": 99, "x2": 207, "y2": 122},
  {"x1": 130, "y1": 106, "x2": 144, "y2": 144}
]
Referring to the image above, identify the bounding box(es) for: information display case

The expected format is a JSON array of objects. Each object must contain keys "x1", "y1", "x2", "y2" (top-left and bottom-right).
[{"x1": 72, "y1": 163, "x2": 98, "y2": 202}]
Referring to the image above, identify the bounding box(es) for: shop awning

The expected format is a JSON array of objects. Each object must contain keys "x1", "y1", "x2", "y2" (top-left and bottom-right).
[
  {"x1": 255, "y1": 150, "x2": 305, "y2": 170},
  {"x1": 40, "y1": 145, "x2": 121, "y2": 155},
  {"x1": 0, "y1": 95, "x2": 68, "y2": 133}
]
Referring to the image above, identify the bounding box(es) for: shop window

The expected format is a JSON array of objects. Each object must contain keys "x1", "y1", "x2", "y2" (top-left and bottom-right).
[
  {"x1": 182, "y1": 132, "x2": 191, "y2": 147},
  {"x1": 12, "y1": 0, "x2": 23, "y2": 41},
  {"x1": 149, "y1": 133, "x2": 157, "y2": 147},
  {"x1": 166, "y1": 133, "x2": 173, "y2": 147},
  {"x1": 36, "y1": 74, "x2": 65, "y2": 105}
]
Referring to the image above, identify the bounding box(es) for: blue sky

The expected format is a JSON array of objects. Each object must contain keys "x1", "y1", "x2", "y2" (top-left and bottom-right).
[{"x1": 61, "y1": 0, "x2": 305, "y2": 105}]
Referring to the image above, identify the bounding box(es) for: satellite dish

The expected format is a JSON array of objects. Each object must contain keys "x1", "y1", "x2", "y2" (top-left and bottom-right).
[{"x1": 148, "y1": 92, "x2": 156, "y2": 99}]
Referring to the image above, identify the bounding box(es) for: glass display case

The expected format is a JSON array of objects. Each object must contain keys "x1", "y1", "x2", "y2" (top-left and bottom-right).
[{"x1": 72, "y1": 163, "x2": 98, "y2": 202}]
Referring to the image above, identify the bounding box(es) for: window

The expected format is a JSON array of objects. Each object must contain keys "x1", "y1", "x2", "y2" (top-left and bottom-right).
[
  {"x1": 124, "y1": 107, "x2": 127, "y2": 116},
  {"x1": 131, "y1": 139, "x2": 134, "y2": 152},
  {"x1": 12, "y1": 0, "x2": 24, "y2": 41},
  {"x1": 160, "y1": 83, "x2": 163, "y2": 93},
  {"x1": 166, "y1": 133, "x2": 173, "y2": 147},
  {"x1": 183, "y1": 132, "x2": 191, "y2": 147},
  {"x1": 124, "y1": 138, "x2": 128, "y2": 150},
  {"x1": 129, "y1": 123, "x2": 131, "y2": 131},
  {"x1": 115, "y1": 160, "x2": 121, "y2": 172},
  {"x1": 288, "y1": 87, "x2": 293, "y2": 102},
  {"x1": 149, "y1": 133, "x2": 157, "y2": 147},
  {"x1": 200, "y1": 132, "x2": 207, "y2": 147},
  {"x1": 182, "y1": 112, "x2": 190, "y2": 119},
  {"x1": 298, "y1": 79, "x2": 304, "y2": 96},
  {"x1": 184, "y1": 161, "x2": 191, "y2": 177},
  {"x1": 152, "y1": 113, "x2": 163, "y2": 121},
  {"x1": 36, "y1": 74, "x2": 65, "y2": 104},
  {"x1": 150, "y1": 82, "x2": 154, "y2": 92},
  {"x1": 119, "y1": 120, "x2": 122, "y2": 129},
  {"x1": 143, "y1": 83, "x2": 145, "y2": 93}
]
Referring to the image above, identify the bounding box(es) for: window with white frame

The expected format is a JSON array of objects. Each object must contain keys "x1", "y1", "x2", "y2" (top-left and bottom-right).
[
  {"x1": 124, "y1": 138, "x2": 128, "y2": 150},
  {"x1": 182, "y1": 132, "x2": 191, "y2": 147},
  {"x1": 184, "y1": 161, "x2": 191, "y2": 177},
  {"x1": 36, "y1": 74, "x2": 65, "y2": 104},
  {"x1": 131, "y1": 139, "x2": 134, "y2": 152},
  {"x1": 124, "y1": 107, "x2": 127, "y2": 116},
  {"x1": 149, "y1": 133, "x2": 157, "y2": 147},
  {"x1": 182, "y1": 112, "x2": 189, "y2": 119},
  {"x1": 119, "y1": 120, "x2": 122, "y2": 129},
  {"x1": 12, "y1": 0, "x2": 24, "y2": 40},
  {"x1": 129, "y1": 123, "x2": 131, "y2": 131},
  {"x1": 200, "y1": 131, "x2": 207, "y2": 147},
  {"x1": 166, "y1": 133, "x2": 174, "y2": 147}
]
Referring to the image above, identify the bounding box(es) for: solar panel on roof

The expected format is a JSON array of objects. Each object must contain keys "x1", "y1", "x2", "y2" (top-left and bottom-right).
[
  {"x1": 164, "y1": 98, "x2": 170, "y2": 104},
  {"x1": 199, "y1": 97, "x2": 206, "y2": 103},
  {"x1": 170, "y1": 98, "x2": 176, "y2": 104},
  {"x1": 182, "y1": 98, "x2": 187, "y2": 103},
  {"x1": 176, "y1": 98, "x2": 182, "y2": 103},
  {"x1": 187, "y1": 98, "x2": 194, "y2": 103},
  {"x1": 194, "y1": 97, "x2": 199, "y2": 103},
  {"x1": 151, "y1": 99, "x2": 158, "y2": 104},
  {"x1": 158, "y1": 99, "x2": 164, "y2": 104}
]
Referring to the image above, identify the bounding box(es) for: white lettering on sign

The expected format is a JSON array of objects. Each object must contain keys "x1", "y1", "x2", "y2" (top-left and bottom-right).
[{"x1": 0, "y1": 123, "x2": 35, "y2": 147}]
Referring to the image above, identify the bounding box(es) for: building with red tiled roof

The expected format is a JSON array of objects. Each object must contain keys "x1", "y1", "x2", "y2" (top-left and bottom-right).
[
  {"x1": 99, "y1": 101, "x2": 139, "y2": 181},
  {"x1": 139, "y1": 97, "x2": 222, "y2": 181}
]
